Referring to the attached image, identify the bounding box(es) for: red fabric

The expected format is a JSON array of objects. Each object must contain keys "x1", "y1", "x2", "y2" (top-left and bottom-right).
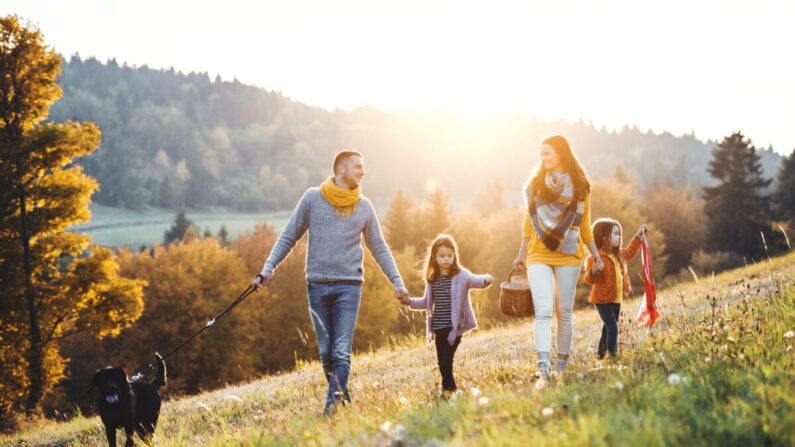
[{"x1": 636, "y1": 237, "x2": 659, "y2": 327}]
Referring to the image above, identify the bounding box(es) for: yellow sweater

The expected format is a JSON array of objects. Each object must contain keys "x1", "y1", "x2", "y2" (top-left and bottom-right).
[
  {"x1": 522, "y1": 193, "x2": 595, "y2": 267},
  {"x1": 605, "y1": 253, "x2": 624, "y2": 303}
]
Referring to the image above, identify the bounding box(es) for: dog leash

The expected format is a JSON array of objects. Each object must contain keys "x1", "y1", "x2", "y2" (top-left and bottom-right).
[{"x1": 129, "y1": 284, "x2": 258, "y2": 382}]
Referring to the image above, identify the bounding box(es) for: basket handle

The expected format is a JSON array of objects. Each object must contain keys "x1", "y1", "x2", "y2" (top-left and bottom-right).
[{"x1": 507, "y1": 266, "x2": 527, "y2": 282}]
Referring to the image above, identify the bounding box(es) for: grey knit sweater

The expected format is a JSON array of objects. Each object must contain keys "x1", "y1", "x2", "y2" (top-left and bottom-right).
[{"x1": 259, "y1": 188, "x2": 404, "y2": 287}]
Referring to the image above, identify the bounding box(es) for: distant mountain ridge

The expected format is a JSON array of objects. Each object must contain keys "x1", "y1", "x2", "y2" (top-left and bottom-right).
[{"x1": 49, "y1": 56, "x2": 783, "y2": 211}]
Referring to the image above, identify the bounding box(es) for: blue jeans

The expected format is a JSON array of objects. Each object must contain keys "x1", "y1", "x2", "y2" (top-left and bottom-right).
[
  {"x1": 306, "y1": 281, "x2": 362, "y2": 414},
  {"x1": 595, "y1": 303, "x2": 621, "y2": 358}
]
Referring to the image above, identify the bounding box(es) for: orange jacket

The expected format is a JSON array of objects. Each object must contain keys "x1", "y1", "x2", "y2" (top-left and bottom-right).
[{"x1": 583, "y1": 236, "x2": 643, "y2": 304}]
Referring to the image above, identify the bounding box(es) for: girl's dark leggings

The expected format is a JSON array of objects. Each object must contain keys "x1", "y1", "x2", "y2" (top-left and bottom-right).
[
  {"x1": 595, "y1": 303, "x2": 621, "y2": 358},
  {"x1": 434, "y1": 328, "x2": 462, "y2": 391}
]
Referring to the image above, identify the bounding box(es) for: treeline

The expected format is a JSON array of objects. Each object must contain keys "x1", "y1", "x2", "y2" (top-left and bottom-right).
[{"x1": 50, "y1": 56, "x2": 783, "y2": 212}]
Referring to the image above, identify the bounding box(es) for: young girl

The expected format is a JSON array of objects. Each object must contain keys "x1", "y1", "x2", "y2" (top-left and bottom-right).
[
  {"x1": 400, "y1": 234, "x2": 493, "y2": 394},
  {"x1": 584, "y1": 219, "x2": 648, "y2": 359}
]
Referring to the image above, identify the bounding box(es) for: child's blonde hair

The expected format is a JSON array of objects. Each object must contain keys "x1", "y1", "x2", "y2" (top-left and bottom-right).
[{"x1": 424, "y1": 234, "x2": 462, "y2": 283}]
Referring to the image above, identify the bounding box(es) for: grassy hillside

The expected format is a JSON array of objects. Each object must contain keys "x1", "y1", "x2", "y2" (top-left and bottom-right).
[{"x1": 5, "y1": 252, "x2": 794, "y2": 446}]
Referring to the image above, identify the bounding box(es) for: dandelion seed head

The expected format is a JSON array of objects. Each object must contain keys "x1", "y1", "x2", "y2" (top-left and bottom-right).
[
  {"x1": 478, "y1": 396, "x2": 490, "y2": 406},
  {"x1": 668, "y1": 373, "x2": 682, "y2": 385},
  {"x1": 380, "y1": 421, "x2": 392, "y2": 433},
  {"x1": 541, "y1": 407, "x2": 554, "y2": 417},
  {"x1": 784, "y1": 331, "x2": 794, "y2": 339},
  {"x1": 470, "y1": 387, "x2": 482, "y2": 397},
  {"x1": 615, "y1": 381, "x2": 624, "y2": 391}
]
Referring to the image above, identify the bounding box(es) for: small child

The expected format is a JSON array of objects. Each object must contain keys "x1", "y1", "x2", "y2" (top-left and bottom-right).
[
  {"x1": 400, "y1": 234, "x2": 493, "y2": 395},
  {"x1": 584, "y1": 219, "x2": 648, "y2": 359}
]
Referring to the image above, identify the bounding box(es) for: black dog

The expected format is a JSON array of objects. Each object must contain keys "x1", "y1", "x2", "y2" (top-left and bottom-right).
[{"x1": 89, "y1": 353, "x2": 167, "y2": 446}]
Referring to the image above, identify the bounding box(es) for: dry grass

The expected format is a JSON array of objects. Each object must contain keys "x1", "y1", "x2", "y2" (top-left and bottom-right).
[{"x1": 4, "y1": 251, "x2": 794, "y2": 446}]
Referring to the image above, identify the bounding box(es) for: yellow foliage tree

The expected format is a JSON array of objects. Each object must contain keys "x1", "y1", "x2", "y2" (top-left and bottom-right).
[
  {"x1": 114, "y1": 239, "x2": 257, "y2": 394},
  {"x1": 0, "y1": 16, "x2": 145, "y2": 419}
]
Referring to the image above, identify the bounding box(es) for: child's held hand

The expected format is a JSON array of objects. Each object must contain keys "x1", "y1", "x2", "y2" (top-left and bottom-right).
[
  {"x1": 637, "y1": 224, "x2": 649, "y2": 238},
  {"x1": 484, "y1": 274, "x2": 494, "y2": 286},
  {"x1": 593, "y1": 256, "x2": 605, "y2": 272},
  {"x1": 398, "y1": 296, "x2": 411, "y2": 306}
]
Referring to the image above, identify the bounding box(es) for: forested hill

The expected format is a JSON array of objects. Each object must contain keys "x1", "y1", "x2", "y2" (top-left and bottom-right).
[{"x1": 49, "y1": 56, "x2": 783, "y2": 211}]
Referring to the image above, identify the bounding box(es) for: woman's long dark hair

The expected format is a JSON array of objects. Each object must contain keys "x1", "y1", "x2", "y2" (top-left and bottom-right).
[{"x1": 524, "y1": 135, "x2": 591, "y2": 203}]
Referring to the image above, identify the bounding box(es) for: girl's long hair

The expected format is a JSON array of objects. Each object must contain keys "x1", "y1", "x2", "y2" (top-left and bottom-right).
[
  {"x1": 524, "y1": 135, "x2": 591, "y2": 203},
  {"x1": 592, "y1": 218, "x2": 630, "y2": 288},
  {"x1": 424, "y1": 234, "x2": 462, "y2": 283}
]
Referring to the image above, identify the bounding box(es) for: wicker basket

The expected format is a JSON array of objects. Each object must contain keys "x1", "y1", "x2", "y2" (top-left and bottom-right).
[{"x1": 499, "y1": 267, "x2": 534, "y2": 317}]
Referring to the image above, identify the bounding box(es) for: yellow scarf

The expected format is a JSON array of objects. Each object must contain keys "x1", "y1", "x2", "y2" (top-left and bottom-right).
[{"x1": 320, "y1": 176, "x2": 361, "y2": 218}]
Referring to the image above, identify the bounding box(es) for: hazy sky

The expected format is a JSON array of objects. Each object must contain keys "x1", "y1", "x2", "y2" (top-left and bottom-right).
[{"x1": 3, "y1": 0, "x2": 793, "y2": 154}]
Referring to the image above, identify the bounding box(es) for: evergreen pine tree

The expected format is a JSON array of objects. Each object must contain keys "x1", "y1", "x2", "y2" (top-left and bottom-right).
[
  {"x1": 383, "y1": 190, "x2": 414, "y2": 252},
  {"x1": 164, "y1": 211, "x2": 194, "y2": 245},
  {"x1": 703, "y1": 132, "x2": 772, "y2": 259},
  {"x1": 773, "y1": 148, "x2": 795, "y2": 225}
]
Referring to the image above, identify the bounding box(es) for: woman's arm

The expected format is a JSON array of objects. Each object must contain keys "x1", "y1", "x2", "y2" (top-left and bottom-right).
[
  {"x1": 586, "y1": 241, "x2": 604, "y2": 272},
  {"x1": 583, "y1": 255, "x2": 598, "y2": 285},
  {"x1": 581, "y1": 194, "x2": 604, "y2": 272},
  {"x1": 513, "y1": 236, "x2": 530, "y2": 269},
  {"x1": 513, "y1": 212, "x2": 534, "y2": 269}
]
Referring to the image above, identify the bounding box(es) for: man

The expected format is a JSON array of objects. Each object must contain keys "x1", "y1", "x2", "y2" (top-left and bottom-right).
[{"x1": 252, "y1": 150, "x2": 408, "y2": 415}]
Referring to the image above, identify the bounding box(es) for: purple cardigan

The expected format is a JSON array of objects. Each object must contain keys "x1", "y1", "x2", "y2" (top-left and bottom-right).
[{"x1": 408, "y1": 268, "x2": 492, "y2": 346}]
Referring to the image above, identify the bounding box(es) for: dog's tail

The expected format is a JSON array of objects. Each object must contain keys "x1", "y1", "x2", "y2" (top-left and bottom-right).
[{"x1": 152, "y1": 352, "x2": 167, "y2": 390}]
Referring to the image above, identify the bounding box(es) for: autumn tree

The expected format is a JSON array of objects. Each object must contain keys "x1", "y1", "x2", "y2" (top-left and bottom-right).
[
  {"x1": 418, "y1": 188, "x2": 451, "y2": 253},
  {"x1": 383, "y1": 189, "x2": 415, "y2": 252},
  {"x1": 471, "y1": 179, "x2": 505, "y2": 217},
  {"x1": 114, "y1": 239, "x2": 257, "y2": 394},
  {"x1": 230, "y1": 223, "x2": 317, "y2": 372},
  {"x1": 0, "y1": 16, "x2": 144, "y2": 418},
  {"x1": 644, "y1": 184, "x2": 708, "y2": 273}
]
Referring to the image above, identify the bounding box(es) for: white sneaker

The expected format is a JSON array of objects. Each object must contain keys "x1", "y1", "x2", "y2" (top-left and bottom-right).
[
  {"x1": 536, "y1": 361, "x2": 551, "y2": 379},
  {"x1": 556, "y1": 360, "x2": 568, "y2": 375}
]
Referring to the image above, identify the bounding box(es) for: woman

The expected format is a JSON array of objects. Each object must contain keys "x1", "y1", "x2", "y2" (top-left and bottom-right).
[{"x1": 513, "y1": 135, "x2": 604, "y2": 378}]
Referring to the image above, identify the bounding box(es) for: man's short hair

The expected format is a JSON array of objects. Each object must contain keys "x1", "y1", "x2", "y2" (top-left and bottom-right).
[{"x1": 332, "y1": 151, "x2": 363, "y2": 174}]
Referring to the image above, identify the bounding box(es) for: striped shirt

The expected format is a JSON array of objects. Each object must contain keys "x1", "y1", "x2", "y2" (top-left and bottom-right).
[{"x1": 431, "y1": 275, "x2": 453, "y2": 329}]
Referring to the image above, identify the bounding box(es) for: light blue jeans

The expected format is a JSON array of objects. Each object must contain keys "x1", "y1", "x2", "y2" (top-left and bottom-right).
[{"x1": 306, "y1": 280, "x2": 362, "y2": 414}]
